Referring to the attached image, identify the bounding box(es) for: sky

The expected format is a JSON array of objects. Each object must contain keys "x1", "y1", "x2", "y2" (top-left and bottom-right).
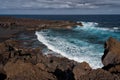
[{"x1": 0, "y1": 0, "x2": 120, "y2": 14}]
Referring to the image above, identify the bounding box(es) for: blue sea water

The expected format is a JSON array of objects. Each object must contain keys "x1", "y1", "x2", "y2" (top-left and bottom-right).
[
  {"x1": 35, "y1": 21, "x2": 120, "y2": 69},
  {"x1": 2, "y1": 15, "x2": 120, "y2": 68}
]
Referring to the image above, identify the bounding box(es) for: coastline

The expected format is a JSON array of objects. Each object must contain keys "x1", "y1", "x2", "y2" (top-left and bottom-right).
[{"x1": 0, "y1": 16, "x2": 120, "y2": 80}]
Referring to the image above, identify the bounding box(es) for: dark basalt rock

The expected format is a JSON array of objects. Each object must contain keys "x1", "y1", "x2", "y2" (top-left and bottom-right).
[
  {"x1": 0, "y1": 65, "x2": 6, "y2": 80},
  {"x1": 0, "y1": 73, "x2": 7, "y2": 80}
]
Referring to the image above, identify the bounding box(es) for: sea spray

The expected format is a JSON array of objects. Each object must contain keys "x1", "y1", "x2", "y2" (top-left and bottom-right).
[
  {"x1": 74, "y1": 22, "x2": 119, "y2": 32},
  {"x1": 35, "y1": 21, "x2": 120, "y2": 69}
]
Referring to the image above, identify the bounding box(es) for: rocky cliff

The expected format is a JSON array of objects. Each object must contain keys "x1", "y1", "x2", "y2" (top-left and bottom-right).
[{"x1": 0, "y1": 17, "x2": 120, "y2": 80}]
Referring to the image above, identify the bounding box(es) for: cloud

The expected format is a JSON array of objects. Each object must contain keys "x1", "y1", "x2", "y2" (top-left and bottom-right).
[{"x1": 0, "y1": 0, "x2": 120, "y2": 9}]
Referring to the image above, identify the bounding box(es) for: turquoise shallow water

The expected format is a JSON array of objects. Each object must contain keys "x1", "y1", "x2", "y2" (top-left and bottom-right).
[{"x1": 36, "y1": 22, "x2": 120, "y2": 69}]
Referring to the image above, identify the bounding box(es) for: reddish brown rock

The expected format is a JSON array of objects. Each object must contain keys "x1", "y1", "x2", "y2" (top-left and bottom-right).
[
  {"x1": 2, "y1": 17, "x2": 120, "y2": 80},
  {"x1": 79, "y1": 69, "x2": 119, "y2": 80},
  {"x1": 4, "y1": 60, "x2": 57, "y2": 80},
  {"x1": 0, "y1": 39, "x2": 76, "y2": 80},
  {"x1": 37, "y1": 56, "x2": 76, "y2": 80},
  {"x1": 0, "y1": 40, "x2": 20, "y2": 65},
  {"x1": 102, "y1": 37, "x2": 120, "y2": 78},
  {"x1": 73, "y1": 62, "x2": 92, "y2": 80},
  {"x1": 102, "y1": 37, "x2": 120, "y2": 66}
]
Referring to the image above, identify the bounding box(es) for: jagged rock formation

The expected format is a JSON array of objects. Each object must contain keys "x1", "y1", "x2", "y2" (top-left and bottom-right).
[
  {"x1": 0, "y1": 40, "x2": 77, "y2": 80},
  {"x1": 0, "y1": 38, "x2": 120, "y2": 80},
  {"x1": 73, "y1": 62, "x2": 92, "y2": 80},
  {"x1": 102, "y1": 37, "x2": 120, "y2": 66},
  {"x1": 0, "y1": 17, "x2": 120, "y2": 80},
  {"x1": 102, "y1": 37, "x2": 120, "y2": 79}
]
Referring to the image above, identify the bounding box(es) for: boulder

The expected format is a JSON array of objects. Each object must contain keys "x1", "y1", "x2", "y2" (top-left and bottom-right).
[
  {"x1": 73, "y1": 62, "x2": 92, "y2": 80},
  {"x1": 102, "y1": 37, "x2": 120, "y2": 66},
  {"x1": 36, "y1": 55, "x2": 76, "y2": 80},
  {"x1": 102, "y1": 37, "x2": 120, "y2": 78}
]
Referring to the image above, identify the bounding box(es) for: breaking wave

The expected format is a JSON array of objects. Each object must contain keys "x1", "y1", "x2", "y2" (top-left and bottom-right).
[{"x1": 35, "y1": 21, "x2": 120, "y2": 69}]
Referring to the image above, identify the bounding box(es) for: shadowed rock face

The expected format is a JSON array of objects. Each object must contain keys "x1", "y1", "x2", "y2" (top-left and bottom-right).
[{"x1": 0, "y1": 73, "x2": 7, "y2": 80}]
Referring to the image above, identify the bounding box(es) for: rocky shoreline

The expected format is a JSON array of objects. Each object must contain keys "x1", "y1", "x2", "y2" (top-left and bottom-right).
[{"x1": 0, "y1": 17, "x2": 120, "y2": 80}]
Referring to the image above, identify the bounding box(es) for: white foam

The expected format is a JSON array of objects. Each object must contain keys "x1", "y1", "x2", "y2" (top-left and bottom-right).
[
  {"x1": 35, "y1": 31, "x2": 103, "y2": 69},
  {"x1": 112, "y1": 27, "x2": 120, "y2": 32},
  {"x1": 75, "y1": 21, "x2": 118, "y2": 32}
]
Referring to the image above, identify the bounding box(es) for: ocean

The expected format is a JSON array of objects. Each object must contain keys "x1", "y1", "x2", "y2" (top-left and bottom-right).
[{"x1": 2, "y1": 15, "x2": 120, "y2": 68}]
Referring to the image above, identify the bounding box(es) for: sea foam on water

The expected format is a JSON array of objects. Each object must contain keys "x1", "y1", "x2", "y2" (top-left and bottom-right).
[{"x1": 36, "y1": 21, "x2": 120, "y2": 69}]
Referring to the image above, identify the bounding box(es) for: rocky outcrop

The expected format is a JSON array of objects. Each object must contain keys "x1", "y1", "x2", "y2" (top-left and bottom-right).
[
  {"x1": 0, "y1": 17, "x2": 82, "y2": 30},
  {"x1": 73, "y1": 61, "x2": 120, "y2": 80},
  {"x1": 4, "y1": 60, "x2": 57, "y2": 80},
  {"x1": 0, "y1": 17, "x2": 82, "y2": 42},
  {"x1": 78, "y1": 69, "x2": 119, "y2": 80},
  {"x1": 1, "y1": 17, "x2": 120, "y2": 80},
  {"x1": 102, "y1": 37, "x2": 120, "y2": 79},
  {"x1": 0, "y1": 40, "x2": 77, "y2": 80},
  {"x1": 72, "y1": 37, "x2": 120, "y2": 80},
  {"x1": 102, "y1": 37, "x2": 120, "y2": 66},
  {"x1": 73, "y1": 62, "x2": 92, "y2": 80},
  {"x1": 0, "y1": 37, "x2": 120, "y2": 80}
]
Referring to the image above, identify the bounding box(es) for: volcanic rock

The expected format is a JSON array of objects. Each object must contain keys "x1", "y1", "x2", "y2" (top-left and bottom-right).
[
  {"x1": 73, "y1": 62, "x2": 92, "y2": 80},
  {"x1": 79, "y1": 69, "x2": 119, "y2": 80},
  {"x1": 102, "y1": 37, "x2": 120, "y2": 66},
  {"x1": 1, "y1": 17, "x2": 120, "y2": 80},
  {"x1": 102, "y1": 37, "x2": 120, "y2": 79},
  {"x1": 4, "y1": 60, "x2": 57, "y2": 80}
]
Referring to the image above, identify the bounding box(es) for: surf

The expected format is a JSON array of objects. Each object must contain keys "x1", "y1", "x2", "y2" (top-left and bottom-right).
[{"x1": 35, "y1": 21, "x2": 120, "y2": 69}]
